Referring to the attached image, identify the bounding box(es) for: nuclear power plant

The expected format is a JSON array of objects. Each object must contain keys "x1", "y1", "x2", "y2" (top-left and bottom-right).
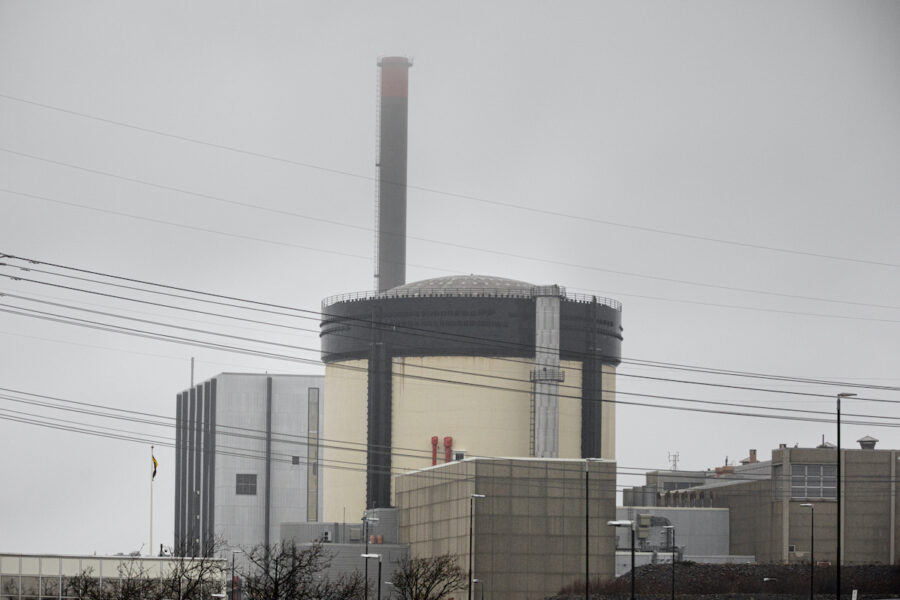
[{"x1": 319, "y1": 57, "x2": 624, "y2": 522}]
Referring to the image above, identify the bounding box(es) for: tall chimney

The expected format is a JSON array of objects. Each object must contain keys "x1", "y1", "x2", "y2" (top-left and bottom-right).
[{"x1": 375, "y1": 56, "x2": 412, "y2": 292}]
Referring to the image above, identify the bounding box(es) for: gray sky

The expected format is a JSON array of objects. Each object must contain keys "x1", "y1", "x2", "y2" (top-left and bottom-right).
[{"x1": 1, "y1": 1, "x2": 899, "y2": 555}]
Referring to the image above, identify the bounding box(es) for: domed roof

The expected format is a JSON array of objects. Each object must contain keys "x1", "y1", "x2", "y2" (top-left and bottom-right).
[{"x1": 389, "y1": 274, "x2": 536, "y2": 295}]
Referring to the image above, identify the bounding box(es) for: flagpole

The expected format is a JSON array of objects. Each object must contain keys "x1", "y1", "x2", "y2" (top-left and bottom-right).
[{"x1": 150, "y1": 444, "x2": 154, "y2": 556}]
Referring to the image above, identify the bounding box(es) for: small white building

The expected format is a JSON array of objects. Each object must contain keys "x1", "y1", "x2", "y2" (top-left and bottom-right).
[
  {"x1": 0, "y1": 553, "x2": 226, "y2": 599},
  {"x1": 174, "y1": 373, "x2": 324, "y2": 556}
]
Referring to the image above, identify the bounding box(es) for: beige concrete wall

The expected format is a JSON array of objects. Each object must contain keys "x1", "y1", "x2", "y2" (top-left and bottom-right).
[
  {"x1": 392, "y1": 356, "x2": 533, "y2": 472},
  {"x1": 843, "y1": 450, "x2": 893, "y2": 564},
  {"x1": 325, "y1": 356, "x2": 616, "y2": 520},
  {"x1": 706, "y1": 480, "x2": 779, "y2": 561},
  {"x1": 392, "y1": 357, "x2": 585, "y2": 471},
  {"x1": 322, "y1": 360, "x2": 368, "y2": 522},
  {"x1": 396, "y1": 458, "x2": 616, "y2": 600}
]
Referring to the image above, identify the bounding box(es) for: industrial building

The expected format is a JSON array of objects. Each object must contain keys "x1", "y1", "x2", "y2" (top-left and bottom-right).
[
  {"x1": 395, "y1": 457, "x2": 617, "y2": 600},
  {"x1": 280, "y1": 508, "x2": 408, "y2": 589},
  {"x1": 630, "y1": 439, "x2": 900, "y2": 565},
  {"x1": 319, "y1": 57, "x2": 624, "y2": 524},
  {"x1": 0, "y1": 553, "x2": 226, "y2": 600},
  {"x1": 173, "y1": 373, "x2": 323, "y2": 556},
  {"x1": 321, "y1": 278, "x2": 622, "y2": 522}
]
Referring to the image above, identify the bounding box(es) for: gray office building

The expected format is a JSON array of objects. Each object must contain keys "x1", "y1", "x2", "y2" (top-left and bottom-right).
[{"x1": 174, "y1": 373, "x2": 323, "y2": 556}]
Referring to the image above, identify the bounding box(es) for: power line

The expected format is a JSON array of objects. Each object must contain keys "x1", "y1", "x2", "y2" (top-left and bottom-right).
[
  {"x1": 3, "y1": 302, "x2": 900, "y2": 430},
  {"x1": 0, "y1": 255, "x2": 900, "y2": 402},
  {"x1": 2, "y1": 91, "x2": 897, "y2": 269},
  {"x1": 0, "y1": 275, "x2": 884, "y2": 403},
  {"x1": 0, "y1": 388, "x2": 895, "y2": 490},
  {"x1": 0, "y1": 403, "x2": 893, "y2": 500},
  {"x1": 2, "y1": 255, "x2": 899, "y2": 399},
  {"x1": 3, "y1": 181, "x2": 900, "y2": 315}
]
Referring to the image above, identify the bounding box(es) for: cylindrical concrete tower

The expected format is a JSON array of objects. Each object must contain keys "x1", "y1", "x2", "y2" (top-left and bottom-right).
[{"x1": 319, "y1": 275, "x2": 623, "y2": 521}]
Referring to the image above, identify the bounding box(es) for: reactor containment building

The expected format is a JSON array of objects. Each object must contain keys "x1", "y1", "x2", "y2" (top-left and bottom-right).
[
  {"x1": 318, "y1": 56, "x2": 623, "y2": 522},
  {"x1": 320, "y1": 275, "x2": 622, "y2": 521}
]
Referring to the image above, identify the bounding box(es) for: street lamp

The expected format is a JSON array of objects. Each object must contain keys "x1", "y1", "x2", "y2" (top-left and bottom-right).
[
  {"x1": 800, "y1": 503, "x2": 814, "y2": 600},
  {"x1": 836, "y1": 392, "x2": 856, "y2": 600},
  {"x1": 662, "y1": 525, "x2": 675, "y2": 600},
  {"x1": 584, "y1": 459, "x2": 600, "y2": 600},
  {"x1": 468, "y1": 494, "x2": 486, "y2": 600},
  {"x1": 608, "y1": 520, "x2": 635, "y2": 600},
  {"x1": 361, "y1": 554, "x2": 382, "y2": 600},
  {"x1": 473, "y1": 578, "x2": 484, "y2": 600},
  {"x1": 230, "y1": 549, "x2": 244, "y2": 600},
  {"x1": 363, "y1": 515, "x2": 380, "y2": 600}
]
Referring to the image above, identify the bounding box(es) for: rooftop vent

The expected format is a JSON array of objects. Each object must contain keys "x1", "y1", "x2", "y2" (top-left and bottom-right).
[{"x1": 857, "y1": 435, "x2": 878, "y2": 450}]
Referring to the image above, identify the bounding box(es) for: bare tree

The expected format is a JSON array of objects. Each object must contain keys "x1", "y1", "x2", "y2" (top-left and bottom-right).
[
  {"x1": 239, "y1": 541, "x2": 364, "y2": 600},
  {"x1": 159, "y1": 539, "x2": 227, "y2": 600},
  {"x1": 64, "y1": 567, "x2": 105, "y2": 600},
  {"x1": 389, "y1": 554, "x2": 464, "y2": 600},
  {"x1": 64, "y1": 546, "x2": 226, "y2": 600}
]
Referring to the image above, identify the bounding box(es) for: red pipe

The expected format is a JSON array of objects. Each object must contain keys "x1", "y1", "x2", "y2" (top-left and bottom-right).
[
  {"x1": 431, "y1": 436, "x2": 439, "y2": 466},
  {"x1": 444, "y1": 436, "x2": 453, "y2": 463}
]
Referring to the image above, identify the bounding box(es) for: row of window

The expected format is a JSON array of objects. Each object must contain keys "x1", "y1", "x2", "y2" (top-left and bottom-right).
[
  {"x1": 1, "y1": 574, "x2": 121, "y2": 598},
  {"x1": 774, "y1": 463, "x2": 838, "y2": 499}
]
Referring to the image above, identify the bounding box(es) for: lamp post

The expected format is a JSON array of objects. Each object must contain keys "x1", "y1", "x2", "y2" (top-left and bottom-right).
[
  {"x1": 801, "y1": 503, "x2": 814, "y2": 600},
  {"x1": 363, "y1": 515, "x2": 380, "y2": 600},
  {"x1": 230, "y1": 549, "x2": 244, "y2": 600},
  {"x1": 836, "y1": 392, "x2": 856, "y2": 600},
  {"x1": 584, "y1": 458, "x2": 596, "y2": 600},
  {"x1": 608, "y1": 520, "x2": 635, "y2": 600},
  {"x1": 468, "y1": 494, "x2": 486, "y2": 600},
  {"x1": 663, "y1": 525, "x2": 675, "y2": 600},
  {"x1": 361, "y1": 554, "x2": 382, "y2": 600},
  {"x1": 473, "y1": 578, "x2": 484, "y2": 600}
]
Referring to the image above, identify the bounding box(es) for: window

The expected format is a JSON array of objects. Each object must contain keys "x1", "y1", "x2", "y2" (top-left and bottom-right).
[
  {"x1": 307, "y1": 387, "x2": 320, "y2": 521},
  {"x1": 791, "y1": 464, "x2": 836, "y2": 499},
  {"x1": 236, "y1": 474, "x2": 257, "y2": 495}
]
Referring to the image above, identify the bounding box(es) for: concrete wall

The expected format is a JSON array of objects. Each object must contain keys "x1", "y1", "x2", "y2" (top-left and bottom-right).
[
  {"x1": 323, "y1": 356, "x2": 616, "y2": 522},
  {"x1": 322, "y1": 361, "x2": 368, "y2": 523},
  {"x1": 396, "y1": 458, "x2": 616, "y2": 600},
  {"x1": 298, "y1": 543, "x2": 407, "y2": 586},
  {"x1": 842, "y1": 449, "x2": 895, "y2": 564},
  {"x1": 212, "y1": 373, "x2": 323, "y2": 552},
  {"x1": 392, "y1": 356, "x2": 586, "y2": 471},
  {"x1": 708, "y1": 480, "x2": 779, "y2": 561},
  {"x1": 615, "y1": 507, "x2": 730, "y2": 556}
]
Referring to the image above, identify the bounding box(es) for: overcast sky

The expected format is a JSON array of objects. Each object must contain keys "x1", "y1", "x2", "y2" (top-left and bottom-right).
[{"x1": 1, "y1": 1, "x2": 899, "y2": 555}]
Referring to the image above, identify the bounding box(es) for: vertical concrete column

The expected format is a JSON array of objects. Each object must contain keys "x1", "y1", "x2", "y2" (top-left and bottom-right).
[
  {"x1": 891, "y1": 450, "x2": 896, "y2": 564},
  {"x1": 174, "y1": 393, "x2": 184, "y2": 551},
  {"x1": 781, "y1": 450, "x2": 791, "y2": 563},
  {"x1": 532, "y1": 286, "x2": 563, "y2": 458}
]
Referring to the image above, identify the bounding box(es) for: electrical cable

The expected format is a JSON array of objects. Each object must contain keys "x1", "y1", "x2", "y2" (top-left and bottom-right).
[
  {"x1": 2, "y1": 303, "x2": 900, "y2": 431},
  {"x1": 2, "y1": 253, "x2": 899, "y2": 395},
  {"x1": 1, "y1": 91, "x2": 897, "y2": 270},
  {"x1": 2, "y1": 263, "x2": 899, "y2": 407},
  {"x1": 3, "y1": 183, "x2": 899, "y2": 315}
]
